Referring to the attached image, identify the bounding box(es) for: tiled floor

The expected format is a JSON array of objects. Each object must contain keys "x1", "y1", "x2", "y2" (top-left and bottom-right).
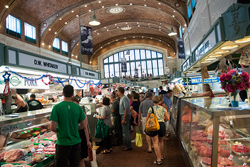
[{"x1": 89, "y1": 126, "x2": 188, "y2": 167}]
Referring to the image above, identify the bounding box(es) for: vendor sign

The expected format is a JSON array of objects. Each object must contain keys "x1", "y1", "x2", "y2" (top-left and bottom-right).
[{"x1": 190, "y1": 77, "x2": 219, "y2": 84}]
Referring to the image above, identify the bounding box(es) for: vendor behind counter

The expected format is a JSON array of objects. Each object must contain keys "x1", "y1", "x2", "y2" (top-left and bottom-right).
[{"x1": 11, "y1": 89, "x2": 28, "y2": 113}]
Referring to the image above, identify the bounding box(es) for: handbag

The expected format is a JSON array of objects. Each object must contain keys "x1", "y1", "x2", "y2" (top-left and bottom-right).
[
  {"x1": 94, "y1": 118, "x2": 109, "y2": 139},
  {"x1": 145, "y1": 107, "x2": 160, "y2": 131},
  {"x1": 136, "y1": 126, "x2": 143, "y2": 147}
]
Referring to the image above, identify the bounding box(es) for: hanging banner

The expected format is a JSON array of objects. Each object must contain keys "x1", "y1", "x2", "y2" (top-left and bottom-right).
[
  {"x1": 135, "y1": 68, "x2": 139, "y2": 78},
  {"x1": 0, "y1": 73, "x2": 49, "y2": 92},
  {"x1": 121, "y1": 58, "x2": 127, "y2": 72},
  {"x1": 81, "y1": 26, "x2": 93, "y2": 55},
  {"x1": 177, "y1": 38, "x2": 185, "y2": 59}
]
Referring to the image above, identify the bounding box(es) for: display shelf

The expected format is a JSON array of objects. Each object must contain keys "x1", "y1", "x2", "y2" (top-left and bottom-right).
[{"x1": 177, "y1": 97, "x2": 250, "y2": 167}]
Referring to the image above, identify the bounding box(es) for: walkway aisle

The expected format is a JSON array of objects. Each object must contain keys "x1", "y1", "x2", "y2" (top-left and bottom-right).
[{"x1": 94, "y1": 126, "x2": 187, "y2": 167}]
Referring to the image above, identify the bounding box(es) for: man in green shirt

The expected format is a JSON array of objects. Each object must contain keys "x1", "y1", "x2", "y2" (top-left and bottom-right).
[{"x1": 50, "y1": 85, "x2": 88, "y2": 167}]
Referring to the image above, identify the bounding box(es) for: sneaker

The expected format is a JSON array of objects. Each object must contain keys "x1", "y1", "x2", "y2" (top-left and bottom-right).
[{"x1": 131, "y1": 139, "x2": 136, "y2": 143}]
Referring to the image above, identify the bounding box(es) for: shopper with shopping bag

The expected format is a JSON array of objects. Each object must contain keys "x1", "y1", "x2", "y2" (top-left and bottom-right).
[{"x1": 145, "y1": 96, "x2": 169, "y2": 165}]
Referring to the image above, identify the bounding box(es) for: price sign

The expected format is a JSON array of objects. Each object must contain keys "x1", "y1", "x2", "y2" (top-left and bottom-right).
[
  {"x1": 228, "y1": 154, "x2": 233, "y2": 160},
  {"x1": 39, "y1": 144, "x2": 44, "y2": 149},
  {"x1": 25, "y1": 156, "x2": 32, "y2": 164},
  {"x1": 238, "y1": 144, "x2": 244, "y2": 149},
  {"x1": 30, "y1": 147, "x2": 35, "y2": 153}
]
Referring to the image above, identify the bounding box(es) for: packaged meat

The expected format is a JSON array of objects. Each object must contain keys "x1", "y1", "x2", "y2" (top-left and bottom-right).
[
  {"x1": 4, "y1": 149, "x2": 24, "y2": 162},
  {"x1": 219, "y1": 149, "x2": 230, "y2": 157},
  {"x1": 202, "y1": 157, "x2": 211, "y2": 165},
  {"x1": 0, "y1": 151, "x2": 6, "y2": 160}
]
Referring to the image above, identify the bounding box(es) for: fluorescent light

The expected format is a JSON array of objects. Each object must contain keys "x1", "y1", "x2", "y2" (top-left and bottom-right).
[
  {"x1": 221, "y1": 45, "x2": 238, "y2": 49},
  {"x1": 121, "y1": 26, "x2": 132, "y2": 31},
  {"x1": 215, "y1": 50, "x2": 230, "y2": 54},
  {"x1": 89, "y1": 15, "x2": 101, "y2": 26},
  {"x1": 205, "y1": 58, "x2": 216, "y2": 61},
  {"x1": 235, "y1": 38, "x2": 250, "y2": 43},
  {"x1": 109, "y1": 7, "x2": 124, "y2": 14},
  {"x1": 209, "y1": 54, "x2": 222, "y2": 58}
]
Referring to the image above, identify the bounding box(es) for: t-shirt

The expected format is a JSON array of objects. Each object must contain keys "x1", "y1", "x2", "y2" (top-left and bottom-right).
[
  {"x1": 27, "y1": 99, "x2": 43, "y2": 111},
  {"x1": 16, "y1": 103, "x2": 28, "y2": 113},
  {"x1": 101, "y1": 106, "x2": 112, "y2": 127},
  {"x1": 163, "y1": 94, "x2": 172, "y2": 112},
  {"x1": 131, "y1": 101, "x2": 140, "y2": 113},
  {"x1": 159, "y1": 90, "x2": 167, "y2": 94},
  {"x1": 119, "y1": 95, "x2": 130, "y2": 116},
  {"x1": 148, "y1": 105, "x2": 167, "y2": 122},
  {"x1": 139, "y1": 99, "x2": 154, "y2": 117},
  {"x1": 111, "y1": 99, "x2": 120, "y2": 117},
  {"x1": 50, "y1": 101, "x2": 85, "y2": 146}
]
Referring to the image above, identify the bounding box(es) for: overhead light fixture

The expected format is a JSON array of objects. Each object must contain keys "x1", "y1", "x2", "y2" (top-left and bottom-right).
[
  {"x1": 168, "y1": 27, "x2": 177, "y2": 36},
  {"x1": 125, "y1": 50, "x2": 130, "y2": 56},
  {"x1": 5, "y1": 5, "x2": 9, "y2": 8},
  {"x1": 235, "y1": 38, "x2": 250, "y2": 43},
  {"x1": 209, "y1": 54, "x2": 222, "y2": 58},
  {"x1": 205, "y1": 58, "x2": 216, "y2": 61},
  {"x1": 121, "y1": 26, "x2": 132, "y2": 31},
  {"x1": 109, "y1": 7, "x2": 124, "y2": 14},
  {"x1": 215, "y1": 50, "x2": 230, "y2": 54},
  {"x1": 167, "y1": 54, "x2": 172, "y2": 58},
  {"x1": 68, "y1": 58, "x2": 72, "y2": 64},
  {"x1": 89, "y1": 14, "x2": 100, "y2": 26},
  {"x1": 221, "y1": 45, "x2": 239, "y2": 49},
  {"x1": 89, "y1": 3, "x2": 101, "y2": 26},
  {"x1": 201, "y1": 61, "x2": 209, "y2": 63},
  {"x1": 96, "y1": 68, "x2": 99, "y2": 72}
]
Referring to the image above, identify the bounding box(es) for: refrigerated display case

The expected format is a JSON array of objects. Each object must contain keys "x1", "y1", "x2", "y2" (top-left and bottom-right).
[{"x1": 178, "y1": 96, "x2": 250, "y2": 167}]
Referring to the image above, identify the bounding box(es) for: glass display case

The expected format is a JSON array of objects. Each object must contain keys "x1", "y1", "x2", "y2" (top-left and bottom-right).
[{"x1": 179, "y1": 97, "x2": 250, "y2": 167}]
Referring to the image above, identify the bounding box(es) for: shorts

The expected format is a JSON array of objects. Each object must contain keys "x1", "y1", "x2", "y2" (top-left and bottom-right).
[{"x1": 145, "y1": 122, "x2": 166, "y2": 137}]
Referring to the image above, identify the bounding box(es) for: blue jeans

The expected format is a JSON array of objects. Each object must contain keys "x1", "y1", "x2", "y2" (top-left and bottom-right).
[{"x1": 121, "y1": 115, "x2": 132, "y2": 149}]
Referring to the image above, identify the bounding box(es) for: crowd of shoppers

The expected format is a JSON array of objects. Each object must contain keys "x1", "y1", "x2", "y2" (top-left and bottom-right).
[{"x1": 50, "y1": 85, "x2": 172, "y2": 166}]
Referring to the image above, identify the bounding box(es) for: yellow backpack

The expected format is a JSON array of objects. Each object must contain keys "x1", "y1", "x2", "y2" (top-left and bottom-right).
[{"x1": 145, "y1": 107, "x2": 160, "y2": 131}]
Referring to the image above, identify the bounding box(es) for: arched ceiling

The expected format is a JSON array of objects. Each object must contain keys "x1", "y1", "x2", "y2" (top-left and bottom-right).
[{"x1": 0, "y1": 0, "x2": 188, "y2": 64}]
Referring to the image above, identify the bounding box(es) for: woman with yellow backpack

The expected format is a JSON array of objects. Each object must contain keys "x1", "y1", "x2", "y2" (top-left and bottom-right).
[{"x1": 145, "y1": 96, "x2": 169, "y2": 165}]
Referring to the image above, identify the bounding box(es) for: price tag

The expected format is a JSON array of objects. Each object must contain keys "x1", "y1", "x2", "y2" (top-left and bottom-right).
[
  {"x1": 238, "y1": 144, "x2": 244, "y2": 149},
  {"x1": 47, "y1": 141, "x2": 52, "y2": 145},
  {"x1": 243, "y1": 163, "x2": 248, "y2": 166},
  {"x1": 52, "y1": 143, "x2": 55, "y2": 146},
  {"x1": 37, "y1": 136, "x2": 41, "y2": 139},
  {"x1": 25, "y1": 156, "x2": 32, "y2": 164},
  {"x1": 39, "y1": 144, "x2": 44, "y2": 149},
  {"x1": 228, "y1": 154, "x2": 233, "y2": 160},
  {"x1": 30, "y1": 147, "x2": 35, "y2": 153},
  {"x1": 30, "y1": 138, "x2": 34, "y2": 142},
  {"x1": 44, "y1": 133, "x2": 47, "y2": 136}
]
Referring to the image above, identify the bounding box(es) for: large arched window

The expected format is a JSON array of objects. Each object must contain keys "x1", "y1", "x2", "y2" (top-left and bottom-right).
[{"x1": 103, "y1": 49, "x2": 164, "y2": 78}]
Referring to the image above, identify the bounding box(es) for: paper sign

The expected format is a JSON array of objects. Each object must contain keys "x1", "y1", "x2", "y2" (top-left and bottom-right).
[
  {"x1": 228, "y1": 154, "x2": 233, "y2": 160},
  {"x1": 238, "y1": 144, "x2": 243, "y2": 149},
  {"x1": 30, "y1": 147, "x2": 35, "y2": 153}
]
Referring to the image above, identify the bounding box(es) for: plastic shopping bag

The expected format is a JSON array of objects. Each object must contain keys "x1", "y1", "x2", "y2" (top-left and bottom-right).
[
  {"x1": 136, "y1": 127, "x2": 143, "y2": 147},
  {"x1": 94, "y1": 118, "x2": 109, "y2": 139}
]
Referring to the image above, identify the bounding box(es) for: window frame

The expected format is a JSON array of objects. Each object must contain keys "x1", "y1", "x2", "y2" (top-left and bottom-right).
[
  {"x1": 53, "y1": 38, "x2": 60, "y2": 53},
  {"x1": 103, "y1": 49, "x2": 164, "y2": 78},
  {"x1": 6, "y1": 15, "x2": 21, "y2": 38},
  {"x1": 24, "y1": 22, "x2": 36, "y2": 44}
]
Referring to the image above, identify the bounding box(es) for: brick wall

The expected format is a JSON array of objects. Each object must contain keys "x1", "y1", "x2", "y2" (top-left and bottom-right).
[{"x1": 184, "y1": 0, "x2": 237, "y2": 55}]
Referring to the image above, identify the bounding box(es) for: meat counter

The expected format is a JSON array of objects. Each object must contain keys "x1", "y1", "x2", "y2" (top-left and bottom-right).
[
  {"x1": 0, "y1": 108, "x2": 55, "y2": 167},
  {"x1": 178, "y1": 96, "x2": 250, "y2": 167}
]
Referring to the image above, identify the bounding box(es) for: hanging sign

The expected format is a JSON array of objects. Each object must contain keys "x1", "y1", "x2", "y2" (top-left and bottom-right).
[
  {"x1": 81, "y1": 26, "x2": 93, "y2": 55},
  {"x1": 190, "y1": 77, "x2": 219, "y2": 84},
  {"x1": 0, "y1": 73, "x2": 49, "y2": 92},
  {"x1": 18, "y1": 52, "x2": 67, "y2": 74},
  {"x1": 80, "y1": 69, "x2": 98, "y2": 79},
  {"x1": 177, "y1": 38, "x2": 185, "y2": 59},
  {"x1": 121, "y1": 58, "x2": 127, "y2": 72}
]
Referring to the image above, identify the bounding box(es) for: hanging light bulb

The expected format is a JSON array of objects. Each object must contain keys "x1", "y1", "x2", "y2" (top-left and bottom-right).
[
  {"x1": 89, "y1": 14, "x2": 100, "y2": 26},
  {"x1": 168, "y1": 27, "x2": 177, "y2": 36},
  {"x1": 68, "y1": 58, "x2": 72, "y2": 64},
  {"x1": 125, "y1": 50, "x2": 130, "y2": 56}
]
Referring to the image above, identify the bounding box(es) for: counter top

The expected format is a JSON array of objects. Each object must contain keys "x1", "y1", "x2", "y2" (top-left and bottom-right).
[
  {"x1": 0, "y1": 108, "x2": 52, "y2": 126},
  {"x1": 184, "y1": 97, "x2": 250, "y2": 116}
]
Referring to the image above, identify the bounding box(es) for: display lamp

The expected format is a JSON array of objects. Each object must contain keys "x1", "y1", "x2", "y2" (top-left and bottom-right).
[
  {"x1": 168, "y1": 27, "x2": 177, "y2": 36},
  {"x1": 89, "y1": 14, "x2": 100, "y2": 26},
  {"x1": 125, "y1": 50, "x2": 130, "y2": 56},
  {"x1": 67, "y1": 58, "x2": 72, "y2": 64}
]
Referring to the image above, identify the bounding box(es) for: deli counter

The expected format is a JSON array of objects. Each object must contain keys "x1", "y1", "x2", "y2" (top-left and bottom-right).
[
  {"x1": 0, "y1": 101, "x2": 97, "y2": 167},
  {"x1": 177, "y1": 96, "x2": 250, "y2": 167}
]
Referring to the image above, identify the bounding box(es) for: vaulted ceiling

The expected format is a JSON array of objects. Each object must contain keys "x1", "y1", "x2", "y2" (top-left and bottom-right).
[{"x1": 0, "y1": 0, "x2": 188, "y2": 65}]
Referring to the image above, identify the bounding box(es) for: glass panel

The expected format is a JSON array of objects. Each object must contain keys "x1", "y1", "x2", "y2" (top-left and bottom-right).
[
  {"x1": 25, "y1": 23, "x2": 36, "y2": 39},
  {"x1": 131, "y1": 62, "x2": 135, "y2": 77},
  {"x1": 104, "y1": 58, "x2": 108, "y2": 63},
  {"x1": 104, "y1": 65, "x2": 109, "y2": 78},
  {"x1": 109, "y1": 55, "x2": 113, "y2": 63},
  {"x1": 153, "y1": 68, "x2": 158, "y2": 76},
  {"x1": 114, "y1": 53, "x2": 119, "y2": 62},
  {"x1": 147, "y1": 60, "x2": 152, "y2": 75},
  {"x1": 159, "y1": 68, "x2": 164, "y2": 75},
  {"x1": 109, "y1": 64, "x2": 114, "y2": 77},
  {"x1": 135, "y1": 49, "x2": 140, "y2": 60},
  {"x1": 53, "y1": 38, "x2": 60, "y2": 49},
  {"x1": 125, "y1": 51, "x2": 130, "y2": 61},
  {"x1": 115, "y1": 64, "x2": 119, "y2": 77},
  {"x1": 126, "y1": 63, "x2": 130, "y2": 76},
  {"x1": 6, "y1": 15, "x2": 21, "y2": 33},
  {"x1": 141, "y1": 61, "x2": 146, "y2": 74},
  {"x1": 119, "y1": 51, "x2": 124, "y2": 59},
  {"x1": 158, "y1": 59, "x2": 163, "y2": 68},
  {"x1": 146, "y1": 50, "x2": 151, "y2": 59},
  {"x1": 136, "y1": 62, "x2": 142, "y2": 77},
  {"x1": 140, "y1": 50, "x2": 145, "y2": 59},
  {"x1": 187, "y1": 1, "x2": 192, "y2": 19},
  {"x1": 152, "y1": 51, "x2": 157, "y2": 58},
  {"x1": 152, "y1": 60, "x2": 158, "y2": 76},
  {"x1": 130, "y1": 50, "x2": 135, "y2": 60},
  {"x1": 157, "y1": 53, "x2": 163, "y2": 58},
  {"x1": 62, "y1": 41, "x2": 68, "y2": 52}
]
